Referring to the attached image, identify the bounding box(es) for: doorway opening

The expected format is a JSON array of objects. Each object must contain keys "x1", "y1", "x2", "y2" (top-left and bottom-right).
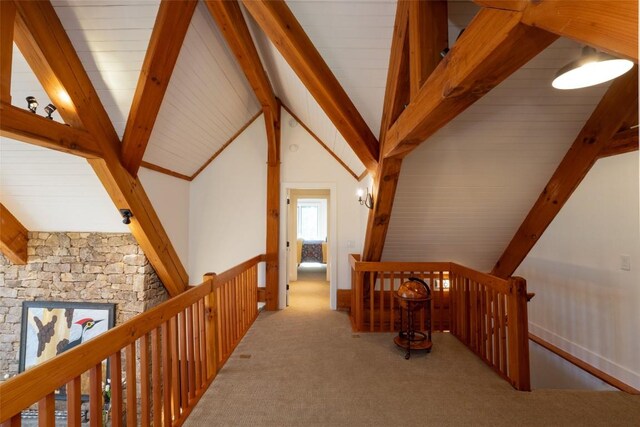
[{"x1": 280, "y1": 185, "x2": 337, "y2": 310}]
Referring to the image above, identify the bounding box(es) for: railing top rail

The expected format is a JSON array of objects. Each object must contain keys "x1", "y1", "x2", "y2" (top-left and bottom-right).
[
  {"x1": 0, "y1": 254, "x2": 265, "y2": 422},
  {"x1": 214, "y1": 254, "x2": 266, "y2": 285},
  {"x1": 349, "y1": 254, "x2": 512, "y2": 294},
  {"x1": 348, "y1": 254, "x2": 451, "y2": 273},
  {"x1": 450, "y1": 263, "x2": 510, "y2": 293}
]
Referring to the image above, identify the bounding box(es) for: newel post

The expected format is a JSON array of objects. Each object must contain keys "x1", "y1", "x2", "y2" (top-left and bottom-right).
[
  {"x1": 355, "y1": 271, "x2": 364, "y2": 332},
  {"x1": 203, "y1": 273, "x2": 219, "y2": 380},
  {"x1": 507, "y1": 276, "x2": 530, "y2": 391}
]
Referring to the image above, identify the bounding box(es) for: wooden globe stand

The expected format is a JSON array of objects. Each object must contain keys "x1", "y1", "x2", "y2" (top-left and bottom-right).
[{"x1": 394, "y1": 278, "x2": 433, "y2": 359}]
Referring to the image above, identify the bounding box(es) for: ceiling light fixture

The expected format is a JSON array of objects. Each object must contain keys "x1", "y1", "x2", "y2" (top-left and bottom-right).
[
  {"x1": 119, "y1": 209, "x2": 133, "y2": 225},
  {"x1": 552, "y1": 47, "x2": 633, "y2": 90},
  {"x1": 44, "y1": 103, "x2": 56, "y2": 120},
  {"x1": 26, "y1": 96, "x2": 38, "y2": 113},
  {"x1": 357, "y1": 188, "x2": 373, "y2": 209}
]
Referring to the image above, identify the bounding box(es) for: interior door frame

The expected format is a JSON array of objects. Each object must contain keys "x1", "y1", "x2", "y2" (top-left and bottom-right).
[{"x1": 279, "y1": 182, "x2": 338, "y2": 310}]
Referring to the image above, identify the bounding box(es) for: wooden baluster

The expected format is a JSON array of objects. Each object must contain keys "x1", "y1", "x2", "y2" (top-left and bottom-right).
[
  {"x1": 151, "y1": 328, "x2": 162, "y2": 426},
  {"x1": 38, "y1": 392, "x2": 55, "y2": 427},
  {"x1": 192, "y1": 303, "x2": 202, "y2": 392},
  {"x1": 170, "y1": 317, "x2": 180, "y2": 419},
  {"x1": 379, "y1": 270, "x2": 384, "y2": 331},
  {"x1": 498, "y1": 293, "x2": 507, "y2": 375},
  {"x1": 216, "y1": 287, "x2": 223, "y2": 365},
  {"x1": 67, "y1": 376, "x2": 82, "y2": 426},
  {"x1": 125, "y1": 343, "x2": 137, "y2": 427},
  {"x1": 198, "y1": 299, "x2": 207, "y2": 386},
  {"x1": 480, "y1": 284, "x2": 487, "y2": 360},
  {"x1": 231, "y1": 278, "x2": 238, "y2": 341},
  {"x1": 493, "y1": 289, "x2": 500, "y2": 368},
  {"x1": 140, "y1": 333, "x2": 151, "y2": 427},
  {"x1": 185, "y1": 306, "x2": 195, "y2": 400},
  {"x1": 369, "y1": 272, "x2": 375, "y2": 332},
  {"x1": 204, "y1": 287, "x2": 219, "y2": 380},
  {"x1": 470, "y1": 279, "x2": 477, "y2": 350},
  {"x1": 419, "y1": 272, "x2": 426, "y2": 331},
  {"x1": 436, "y1": 271, "x2": 444, "y2": 332},
  {"x1": 507, "y1": 276, "x2": 531, "y2": 391},
  {"x1": 389, "y1": 271, "x2": 395, "y2": 332},
  {"x1": 487, "y1": 287, "x2": 494, "y2": 366},
  {"x1": 89, "y1": 363, "x2": 102, "y2": 427},
  {"x1": 109, "y1": 351, "x2": 123, "y2": 427},
  {"x1": 178, "y1": 311, "x2": 188, "y2": 411},
  {"x1": 355, "y1": 271, "x2": 363, "y2": 331},
  {"x1": 161, "y1": 321, "x2": 172, "y2": 425},
  {"x1": 224, "y1": 283, "x2": 231, "y2": 359}
]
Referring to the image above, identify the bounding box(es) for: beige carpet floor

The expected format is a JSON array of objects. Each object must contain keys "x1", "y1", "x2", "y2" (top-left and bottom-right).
[{"x1": 185, "y1": 272, "x2": 640, "y2": 426}]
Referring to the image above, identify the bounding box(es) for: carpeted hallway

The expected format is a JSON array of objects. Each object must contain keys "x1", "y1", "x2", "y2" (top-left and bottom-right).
[{"x1": 185, "y1": 271, "x2": 640, "y2": 426}]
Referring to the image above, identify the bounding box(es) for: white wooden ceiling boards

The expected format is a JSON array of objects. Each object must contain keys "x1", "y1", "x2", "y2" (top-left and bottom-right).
[
  {"x1": 0, "y1": 138, "x2": 128, "y2": 233},
  {"x1": 285, "y1": 0, "x2": 396, "y2": 139},
  {"x1": 245, "y1": 5, "x2": 368, "y2": 176},
  {"x1": 382, "y1": 37, "x2": 611, "y2": 270},
  {"x1": 52, "y1": 0, "x2": 160, "y2": 139},
  {"x1": 10, "y1": 46, "x2": 60, "y2": 123},
  {"x1": 143, "y1": 2, "x2": 261, "y2": 177}
]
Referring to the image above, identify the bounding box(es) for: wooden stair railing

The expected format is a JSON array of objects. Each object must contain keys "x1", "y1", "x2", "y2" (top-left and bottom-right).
[
  {"x1": 349, "y1": 254, "x2": 531, "y2": 391},
  {"x1": 0, "y1": 255, "x2": 266, "y2": 426}
]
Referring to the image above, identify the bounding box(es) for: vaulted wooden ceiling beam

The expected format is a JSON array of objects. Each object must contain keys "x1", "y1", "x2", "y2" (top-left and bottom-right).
[
  {"x1": 0, "y1": 1, "x2": 16, "y2": 103},
  {"x1": 383, "y1": 8, "x2": 558, "y2": 159},
  {"x1": 475, "y1": 0, "x2": 638, "y2": 61},
  {"x1": 120, "y1": 0, "x2": 198, "y2": 177},
  {"x1": 492, "y1": 66, "x2": 638, "y2": 279},
  {"x1": 241, "y1": 0, "x2": 380, "y2": 172},
  {"x1": 205, "y1": 0, "x2": 278, "y2": 116},
  {"x1": 10, "y1": 0, "x2": 188, "y2": 296},
  {"x1": 0, "y1": 203, "x2": 28, "y2": 265},
  {"x1": 409, "y1": 0, "x2": 448, "y2": 100},
  {"x1": 362, "y1": 0, "x2": 411, "y2": 262},
  {"x1": 0, "y1": 102, "x2": 102, "y2": 158},
  {"x1": 598, "y1": 127, "x2": 639, "y2": 159}
]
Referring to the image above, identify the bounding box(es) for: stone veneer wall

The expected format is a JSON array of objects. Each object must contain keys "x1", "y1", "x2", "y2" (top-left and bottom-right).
[{"x1": 0, "y1": 232, "x2": 168, "y2": 377}]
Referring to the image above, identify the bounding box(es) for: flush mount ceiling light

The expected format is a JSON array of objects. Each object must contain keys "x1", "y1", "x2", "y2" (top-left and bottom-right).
[
  {"x1": 26, "y1": 96, "x2": 38, "y2": 113},
  {"x1": 552, "y1": 47, "x2": 633, "y2": 90}
]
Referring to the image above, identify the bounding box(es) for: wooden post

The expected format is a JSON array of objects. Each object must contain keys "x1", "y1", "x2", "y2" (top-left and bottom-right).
[
  {"x1": 507, "y1": 276, "x2": 531, "y2": 391},
  {"x1": 203, "y1": 274, "x2": 219, "y2": 379},
  {"x1": 355, "y1": 271, "x2": 364, "y2": 331},
  {"x1": 265, "y1": 106, "x2": 281, "y2": 311}
]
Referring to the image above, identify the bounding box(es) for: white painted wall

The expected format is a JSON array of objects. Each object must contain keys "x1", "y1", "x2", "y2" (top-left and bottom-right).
[
  {"x1": 138, "y1": 168, "x2": 190, "y2": 268},
  {"x1": 516, "y1": 152, "x2": 640, "y2": 390},
  {"x1": 280, "y1": 109, "x2": 368, "y2": 307},
  {"x1": 188, "y1": 117, "x2": 267, "y2": 283},
  {"x1": 0, "y1": 137, "x2": 129, "y2": 233},
  {"x1": 529, "y1": 341, "x2": 616, "y2": 391}
]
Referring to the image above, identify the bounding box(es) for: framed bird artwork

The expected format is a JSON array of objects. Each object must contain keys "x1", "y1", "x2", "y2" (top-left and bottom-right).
[{"x1": 18, "y1": 301, "x2": 115, "y2": 400}]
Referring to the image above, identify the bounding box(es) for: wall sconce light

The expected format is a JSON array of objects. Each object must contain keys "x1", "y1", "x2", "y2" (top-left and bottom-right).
[
  {"x1": 119, "y1": 209, "x2": 133, "y2": 225},
  {"x1": 357, "y1": 188, "x2": 373, "y2": 209},
  {"x1": 44, "y1": 103, "x2": 57, "y2": 120},
  {"x1": 26, "y1": 96, "x2": 38, "y2": 113},
  {"x1": 552, "y1": 46, "x2": 633, "y2": 90}
]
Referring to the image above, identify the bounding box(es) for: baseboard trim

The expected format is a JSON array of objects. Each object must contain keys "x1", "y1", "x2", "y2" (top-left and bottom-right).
[{"x1": 529, "y1": 332, "x2": 639, "y2": 394}]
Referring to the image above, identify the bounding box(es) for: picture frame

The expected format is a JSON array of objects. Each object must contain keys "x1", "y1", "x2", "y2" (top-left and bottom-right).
[{"x1": 19, "y1": 301, "x2": 115, "y2": 400}]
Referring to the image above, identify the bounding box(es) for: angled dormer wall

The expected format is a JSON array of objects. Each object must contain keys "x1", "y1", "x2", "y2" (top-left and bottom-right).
[{"x1": 517, "y1": 152, "x2": 640, "y2": 390}]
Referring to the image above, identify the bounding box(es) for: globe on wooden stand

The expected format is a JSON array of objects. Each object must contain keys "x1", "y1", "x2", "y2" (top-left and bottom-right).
[{"x1": 394, "y1": 277, "x2": 432, "y2": 359}]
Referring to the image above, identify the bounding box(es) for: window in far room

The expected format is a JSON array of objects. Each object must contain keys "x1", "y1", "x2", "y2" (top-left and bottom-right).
[{"x1": 297, "y1": 198, "x2": 327, "y2": 241}]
